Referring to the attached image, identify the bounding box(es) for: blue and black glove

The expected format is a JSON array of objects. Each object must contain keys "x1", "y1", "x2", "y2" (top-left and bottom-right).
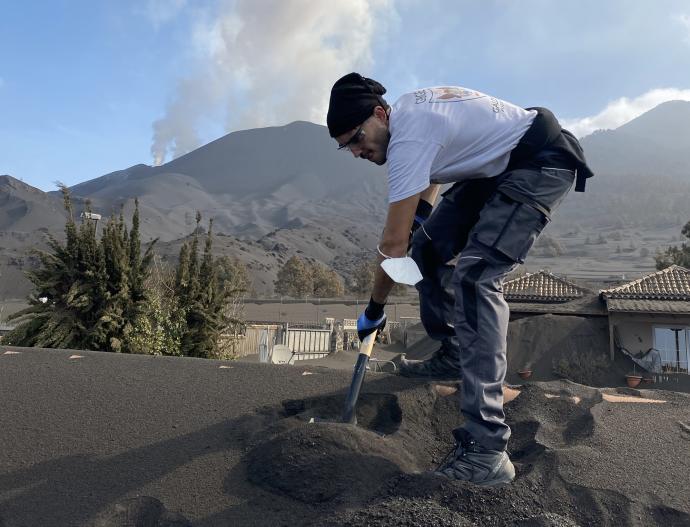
[
  {"x1": 356, "y1": 297, "x2": 387, "y2": 341},
  {"x1": 409, "y1": 199, "x2": 433, "y2": 249}
]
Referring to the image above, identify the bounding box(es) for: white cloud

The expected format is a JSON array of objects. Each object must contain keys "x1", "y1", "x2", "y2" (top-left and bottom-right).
[
  {"x1": 561, "y1": 88, "x2": 690, "y2": 138},
  {"x1": 143, "y1": 0, "x2": 187, "y2": 29},
  {"x1": 150, "y1": 0, "x2": 394, "y2": 165}
]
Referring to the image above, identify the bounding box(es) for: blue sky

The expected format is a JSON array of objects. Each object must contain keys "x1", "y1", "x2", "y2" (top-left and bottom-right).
[{"x1": 2, "y1": 0, "x2": 690, "y2": 191}]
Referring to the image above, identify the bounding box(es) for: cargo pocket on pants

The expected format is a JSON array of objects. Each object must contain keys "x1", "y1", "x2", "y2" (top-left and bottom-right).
[{"x1": 472, "y1": 192, "x2": 549, "y2": 264}]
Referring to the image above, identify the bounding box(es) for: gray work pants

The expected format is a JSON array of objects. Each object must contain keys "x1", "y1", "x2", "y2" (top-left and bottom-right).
[{"x1": 410, "y1": 166, "x2": 575, "y2": 451}]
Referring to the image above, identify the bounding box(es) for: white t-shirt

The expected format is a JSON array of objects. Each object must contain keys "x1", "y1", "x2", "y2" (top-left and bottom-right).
[{"x1": 386, "y1": 86, "x2": 536, "y2": 203}]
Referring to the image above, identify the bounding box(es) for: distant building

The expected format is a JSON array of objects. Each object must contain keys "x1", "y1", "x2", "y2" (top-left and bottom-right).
[
  {"x1": 601, "y1": 265, "x2": 690, "y2": 372},
  {"x1": 504, "y1": 266, "x2": 690, "y2": 375},
  {"x1": 504, "y1": 270, "x2": 606, "y2": 320}
]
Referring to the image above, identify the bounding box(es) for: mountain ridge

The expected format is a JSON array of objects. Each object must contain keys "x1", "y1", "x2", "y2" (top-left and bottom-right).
[
  {"x1": 2, "y1": 102, "x2": 690, "y2": 298},
  {"x1": 579, "y1": 100, "x2": 690, "y2": 177}
]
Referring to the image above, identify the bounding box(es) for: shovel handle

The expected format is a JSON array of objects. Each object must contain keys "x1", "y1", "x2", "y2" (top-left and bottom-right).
[
  {"x1": 342, "y1": 333, "x2": 376, "y2": 424},
  {"x1": 358, "y1": 331, "x2": 376, "y2": 358}
]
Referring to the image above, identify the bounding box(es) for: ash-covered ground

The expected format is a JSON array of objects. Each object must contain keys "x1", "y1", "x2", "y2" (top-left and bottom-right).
[{"x1": 1, "y1": 346, "x2": 689, "y2": 527}]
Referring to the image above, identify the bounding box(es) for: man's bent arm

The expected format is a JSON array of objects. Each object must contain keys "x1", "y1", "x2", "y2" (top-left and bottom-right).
[
  {"x1": 420, "y1": 184, "x2": 441, "y2": 207},
  {"x1": 371, "y1": 192, "x2": 421, "y2": 304}
]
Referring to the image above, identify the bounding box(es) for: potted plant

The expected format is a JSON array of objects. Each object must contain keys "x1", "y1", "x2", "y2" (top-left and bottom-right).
[
  {"x1": 517, "y1": 369, "x2": 533, "y2": 380},
  {"x1": 625, "y1": 371, "x2": 643, "y2": 388}
]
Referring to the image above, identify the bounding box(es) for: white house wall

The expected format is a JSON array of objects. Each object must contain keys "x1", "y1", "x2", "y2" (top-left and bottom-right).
[{"x1": 610, "y1": 312, "x2": 690, "y2": 359}]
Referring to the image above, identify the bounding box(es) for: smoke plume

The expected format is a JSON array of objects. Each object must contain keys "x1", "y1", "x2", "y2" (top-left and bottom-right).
[{"x1": 151, "y1": 0, "x2": 393, "y2": 165}]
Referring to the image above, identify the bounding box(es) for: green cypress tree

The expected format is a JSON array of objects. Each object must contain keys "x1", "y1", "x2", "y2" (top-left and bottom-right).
[
  {"x1": 182, "y1": 214, "x2": 223, "y2": 358},
  {"x1": 5, "y1": 187, "x2": 82, "y2": 347},
  {"x1": 6, "y1": 187, "x2": 155, "y2": 353},
  {"x1": 173, "y1": 213, "x2": 245, "y2": 358},
  {"x1": 96, "y1": 208, "x2": 130, "y2": 351},
  {"x1": 121, "y1": 199, "x2": 158, "y2": 353},
  {"x1": 175, "y1": 243, "x2": 191, "y2": 300},
  {"x1": 187, "y1": 212, "x2": 201, "y2": 302},
  {"x1": 196, "y1": 218, "x2": 222, "y2": 356},
  {"x1": 179, "y1": 213, "x2": 203, "y2": 357},
  {"x1": 126, "y1": 199, "x2": 156, "y2": 305}
]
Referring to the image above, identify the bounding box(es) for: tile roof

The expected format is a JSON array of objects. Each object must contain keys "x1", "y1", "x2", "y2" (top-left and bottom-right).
[
  {"x1": 504, "y1": 270, "x2": 590, "y2": 302},
  {"x1": 508, "y1": 293, "x2": 607, "y2": 316},
  {"x1": 604, "y1": 299, "x2": 690, "y2": 314},
  {"x1": 600, "y1": 265, "x2": 690, "y2": 300}
]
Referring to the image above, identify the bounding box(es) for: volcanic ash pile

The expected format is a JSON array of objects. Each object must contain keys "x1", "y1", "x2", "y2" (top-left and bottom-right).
[{"x1": 241, "y1": 380, "x2": 690, "y2": 527}]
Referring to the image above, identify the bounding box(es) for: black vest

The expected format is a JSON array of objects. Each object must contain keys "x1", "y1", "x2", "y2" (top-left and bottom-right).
[{"x1": 508, "y1": 107, "x2": 594, "y2": 192}]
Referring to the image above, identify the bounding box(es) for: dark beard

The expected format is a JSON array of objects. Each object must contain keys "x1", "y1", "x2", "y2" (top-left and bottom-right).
[{"x1": 375, "y1": 130, "x2": 390, "y2": 165}]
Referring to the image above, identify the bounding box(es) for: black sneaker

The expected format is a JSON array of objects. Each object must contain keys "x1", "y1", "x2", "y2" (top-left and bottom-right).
[
  {"x1": 397, "y1": 344, "x2": 462, "y2": 380},
  {"x1": 434, "y1": 429, "x2": 515, "y2": 486}
]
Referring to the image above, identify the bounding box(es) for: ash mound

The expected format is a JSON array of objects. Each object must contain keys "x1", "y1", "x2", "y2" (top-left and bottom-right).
[
  {"x1": 240, "y1": 379, "x2": 690, "y2": 527},
  {"x1": 322, "y1": 496, "x2": 473, "y2": 527},
  {"x1": 247, "y1": 424, "x2": 416, "y2": 504},
  {"x1": 92, "y1": 496, "x2": 191, "y2": 527},
  {"x1": 246, "y1": 385, "x2": 462, "y2": 506}
]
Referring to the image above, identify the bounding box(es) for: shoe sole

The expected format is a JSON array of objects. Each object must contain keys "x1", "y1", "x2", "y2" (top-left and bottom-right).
[
  {"x1": 433, "y1": 457, "x2": 515, "y2": 486},
  {"x1": 480, "y1": 456, "x2": 516, "y2": 486},
  {"x1": 476, "y1": 473, "x2": 515, "y2": 486}
]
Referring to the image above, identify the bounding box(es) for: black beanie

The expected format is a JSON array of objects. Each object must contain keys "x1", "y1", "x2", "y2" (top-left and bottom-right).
[{"x1": 327, "y1": 72, "x2": 387, "y2": 137}]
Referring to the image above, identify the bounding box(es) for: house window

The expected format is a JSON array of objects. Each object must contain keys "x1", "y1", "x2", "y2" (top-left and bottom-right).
[{"x1": 653, "y1": 327, "x2": 690, "y2": 373}]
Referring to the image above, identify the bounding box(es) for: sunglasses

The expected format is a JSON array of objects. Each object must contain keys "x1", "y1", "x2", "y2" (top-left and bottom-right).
[{"x1": 337, "y1": 125, "x2": 366, "y2": 151}]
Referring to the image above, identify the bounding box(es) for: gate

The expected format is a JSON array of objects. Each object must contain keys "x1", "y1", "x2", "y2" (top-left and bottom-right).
[{"x1": 284, "y1": 324, "x2": 331, "y2": 361}]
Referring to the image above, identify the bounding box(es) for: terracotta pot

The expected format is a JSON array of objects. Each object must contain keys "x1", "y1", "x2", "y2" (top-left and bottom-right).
[
  {"x1": 625, "y1": 375, "x2": 643, "y2": 388},
  {"x1": 518, "y1": 370, "x2": 532, "y2": 380}
]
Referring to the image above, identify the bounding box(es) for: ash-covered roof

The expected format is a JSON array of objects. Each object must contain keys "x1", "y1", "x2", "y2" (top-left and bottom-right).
[
  {"x1": 600, "y1": 265, "x2": 690, "y2": 300},
  {"x1": 508, "y1": 293, "x2": 607, "y2": 316},
  {"x1": 604, "y1": 299, "x2": 690, "y2": 314},
  {"x1": 504, "y1": 270, "x2": 590, "y2": 302}
]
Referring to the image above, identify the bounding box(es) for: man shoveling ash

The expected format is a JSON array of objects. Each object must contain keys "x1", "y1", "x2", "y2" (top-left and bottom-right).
[{"x1": 326, "y1": 73, "x2": 593, "y2": 486}]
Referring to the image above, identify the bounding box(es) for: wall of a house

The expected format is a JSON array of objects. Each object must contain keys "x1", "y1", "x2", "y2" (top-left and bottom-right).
[
  {"x1": 611, "y1": 312, "x2": 690, "y2": 356},
  {"x1": 506, "y1": 314, "x2": 613, "y2": 385}
]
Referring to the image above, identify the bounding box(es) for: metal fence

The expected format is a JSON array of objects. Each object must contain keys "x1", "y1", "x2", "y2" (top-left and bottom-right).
[
  {"x1": 229, "y1": 322, "x2": 332, "y2": 361},
  {"x1": 284, "y1": 326, "x2": 331, "y2": 361},
  {"x1": 226, "y1": 324, "x2": 282, "y2": 358}
]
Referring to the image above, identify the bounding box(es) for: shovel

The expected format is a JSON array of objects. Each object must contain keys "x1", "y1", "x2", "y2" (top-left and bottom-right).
[
  {"x1": 341, "y1": 331, "x2": 376, "y2": 424},
  {"x1": 308, "y1": 331, "x2": 376, "y2": 426},
  {"x1": 312, "y1": 256, "x2": 422, "y2": 426}
]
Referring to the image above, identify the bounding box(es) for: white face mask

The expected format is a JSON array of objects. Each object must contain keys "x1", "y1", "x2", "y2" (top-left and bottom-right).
[{"x1": 380, "y1": 256, "x2": 423, "y2": 286}]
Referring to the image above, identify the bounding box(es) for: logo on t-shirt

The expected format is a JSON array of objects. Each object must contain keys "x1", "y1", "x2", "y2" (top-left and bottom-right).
[{"x1": 414, "y1": 87, "x2": 486, "y2": 104}]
